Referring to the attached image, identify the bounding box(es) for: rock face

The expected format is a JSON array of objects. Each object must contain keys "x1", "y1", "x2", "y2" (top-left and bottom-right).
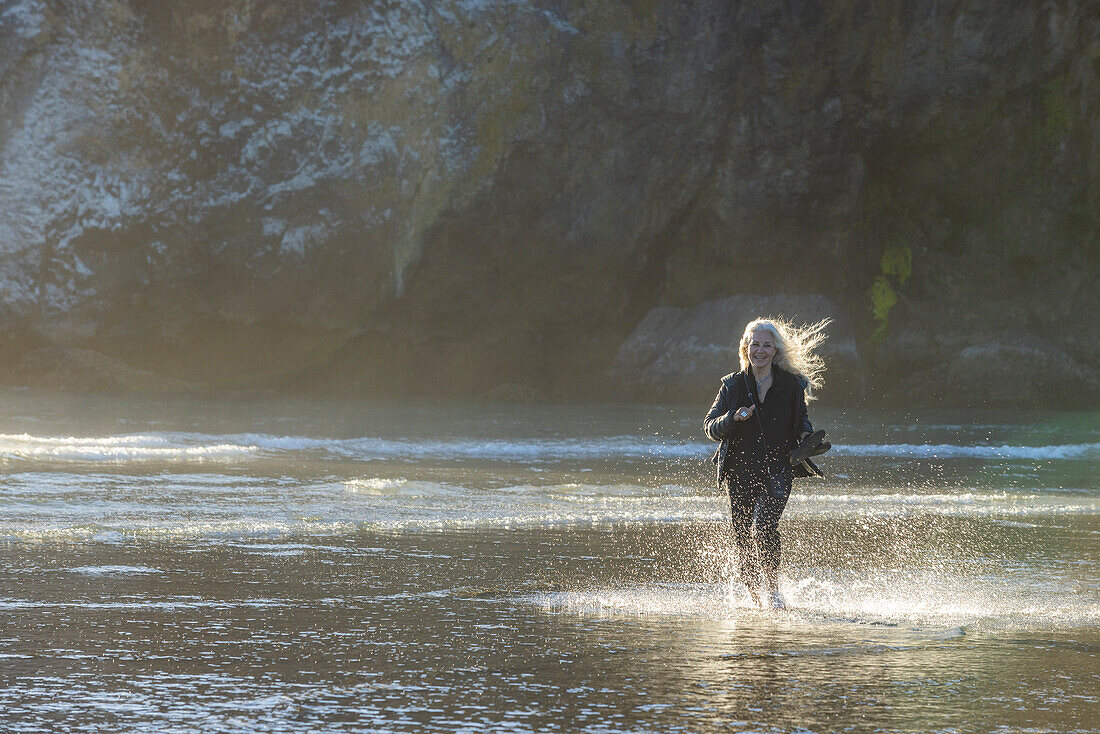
[
  {"x1": 14, "y1": 346, "x2": 198, "y2": 394},
  {"x1": 610, "y1": 295, "x2": 861, "y2": 402},
  {"x1": 898, "y1": 335, "x2": 1100, "y2": 408},
  {"x1": 0, "y1": 0, "x2": 1096, "y2": 406}
]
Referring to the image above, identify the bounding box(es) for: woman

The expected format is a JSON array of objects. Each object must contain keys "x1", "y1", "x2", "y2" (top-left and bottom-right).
[{"x1": 703, "y1": 317, "x2": 828, "y2": 609}]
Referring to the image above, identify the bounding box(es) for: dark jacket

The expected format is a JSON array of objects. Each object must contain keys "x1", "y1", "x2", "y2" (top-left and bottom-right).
[{"x1": 703, "y1": 367, "x2": 820, "y2": 485}]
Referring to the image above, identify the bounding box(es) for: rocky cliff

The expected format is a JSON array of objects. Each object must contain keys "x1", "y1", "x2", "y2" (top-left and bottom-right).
[{"x1": 0, "y1": 0, "x2": 1096, "y2": 407}]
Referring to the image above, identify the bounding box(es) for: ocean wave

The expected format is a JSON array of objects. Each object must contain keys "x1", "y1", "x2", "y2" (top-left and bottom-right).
[
  {"x1": 273, "y1": 434, "x2": 704, "y2": 461},
  {"x1": 0, "y1": 433, "x2": 258, "y2": 462},
  {"x1": 835, "y1": 442, "x2": 1100, "y2": 460},
  {"x1": 0, "y1": 431, "x2": 702, "y2": 463},
  {"x1": 0, "y1": 431, "x2": 1095, "y2": 464}
]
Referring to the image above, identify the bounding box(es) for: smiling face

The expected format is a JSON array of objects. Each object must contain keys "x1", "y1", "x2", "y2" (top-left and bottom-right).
[{"x1": 747, "y1": 329, "x2": 777, "y2": 372}]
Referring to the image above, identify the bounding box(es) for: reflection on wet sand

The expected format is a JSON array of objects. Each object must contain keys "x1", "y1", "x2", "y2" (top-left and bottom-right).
[{"x1": 2, "y1": 524, "x2": 1097, "y2": 732}]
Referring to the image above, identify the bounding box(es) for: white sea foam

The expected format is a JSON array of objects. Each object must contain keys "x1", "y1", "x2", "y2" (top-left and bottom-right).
[
  {"x1": 342, "y1": 477, "x2": 465, "y2": 496},
  {"x1": 67, "y1": 565, "x2": 162, "y2": 576},
  {"x1": 0, "y1": 433, "x2": 258, "y2": 462}
]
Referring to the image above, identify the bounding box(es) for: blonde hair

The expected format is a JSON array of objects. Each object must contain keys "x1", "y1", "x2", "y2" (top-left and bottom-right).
[{"x1": 738, "y1": 316, "x2": 830, "y2": 401}]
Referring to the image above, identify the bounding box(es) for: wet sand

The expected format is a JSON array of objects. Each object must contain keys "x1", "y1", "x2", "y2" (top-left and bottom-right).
[{"x1": 2, "y1": 519, "x2": 1097, "y2": 732}]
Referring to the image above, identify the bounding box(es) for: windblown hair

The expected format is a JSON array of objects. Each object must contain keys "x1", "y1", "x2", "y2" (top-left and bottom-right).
[{"x1": 738, "y1": 316, "x2": 830, "y2": 401}]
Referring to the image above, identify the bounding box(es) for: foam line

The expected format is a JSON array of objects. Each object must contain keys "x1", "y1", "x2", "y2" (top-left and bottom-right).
[
  {"x1": 835, "y1": 442, "x2": 1100, "y2": 460},
  {"x1": 0, "y1": 432, "x2": 1095, "y2": 464},
  {"x1": 0, "y1": 433, "x2": 257, "y2": 462}
]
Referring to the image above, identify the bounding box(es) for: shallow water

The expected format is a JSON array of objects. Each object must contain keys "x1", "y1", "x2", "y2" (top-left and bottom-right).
[{"x1": 0, "y1": 391, "x2": 1097, "y2": 732}]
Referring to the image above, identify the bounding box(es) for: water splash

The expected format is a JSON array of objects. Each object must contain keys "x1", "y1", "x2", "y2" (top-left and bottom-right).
[{"x1": 536, "y1": 568, "x2": 1100, "y2": 632}]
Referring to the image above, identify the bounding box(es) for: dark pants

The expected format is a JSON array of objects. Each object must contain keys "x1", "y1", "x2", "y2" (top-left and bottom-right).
[{"x1": 723, "y1": 464, "x2": 791, "y2": 589}]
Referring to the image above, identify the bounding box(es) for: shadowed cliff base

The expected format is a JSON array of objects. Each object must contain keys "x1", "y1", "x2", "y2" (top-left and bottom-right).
[
  {"x1": 0, "y1": 0, "x2": 1096, "y2": 408},
  {"x1": 2, "y1": 312, "x2": 1098, "y2": 410}
]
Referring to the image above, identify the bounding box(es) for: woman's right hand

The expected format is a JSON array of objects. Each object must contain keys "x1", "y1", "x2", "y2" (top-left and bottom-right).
[{"x1": 731, "y1": 405, "x2": 756, "y2": 422}]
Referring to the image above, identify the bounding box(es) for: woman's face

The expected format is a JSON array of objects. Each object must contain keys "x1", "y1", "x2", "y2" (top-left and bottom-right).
[{"x1": 748, "y1": 329, "x2": 776, "y2": 372}]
